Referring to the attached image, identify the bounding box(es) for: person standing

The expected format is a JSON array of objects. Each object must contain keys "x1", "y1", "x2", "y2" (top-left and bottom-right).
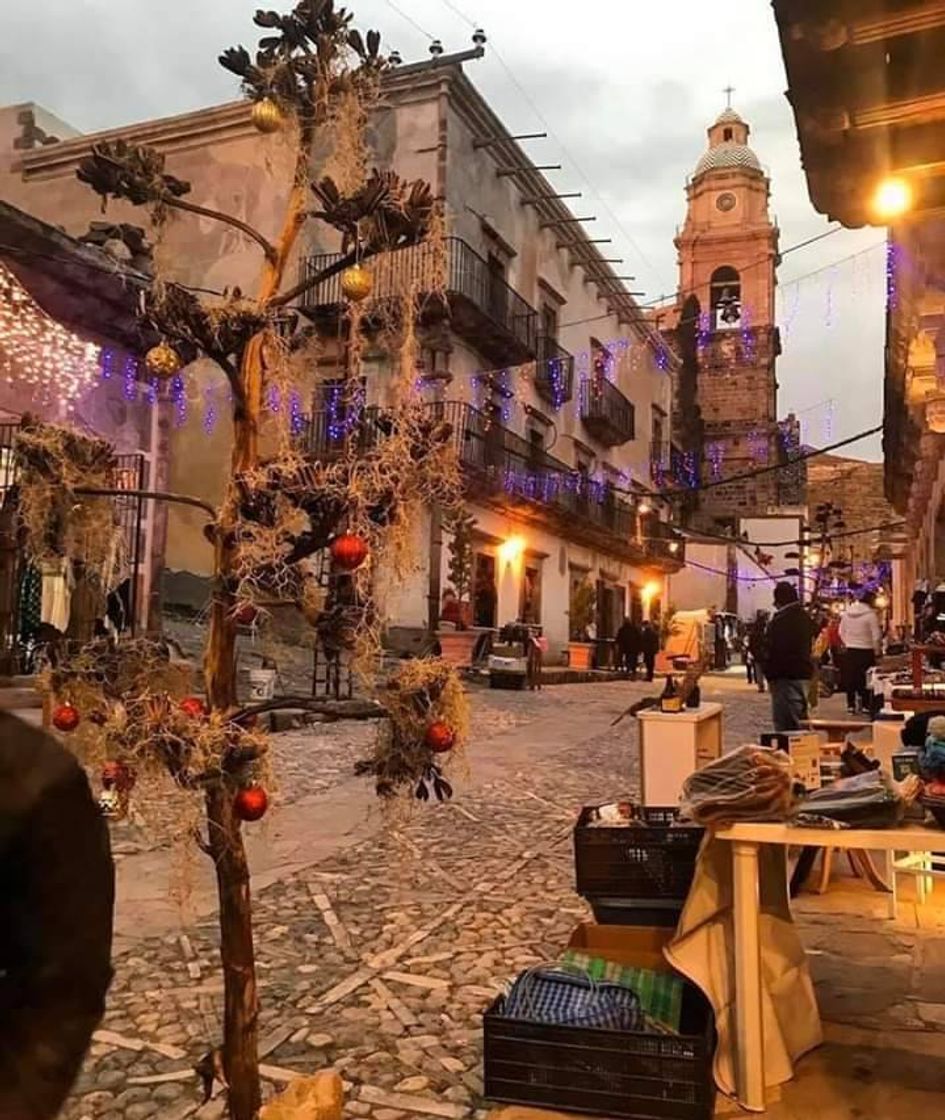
[
  {"x1": 763, "y1": 582, "x2": 814, "y2": 732},
  {"x1": 0, "y1": 712, "x2": 114, "y2": 1119},
  {"x1": 839, "y1": 591, "x2": 883, "y2": 715},
  {"x1": 615, "y1": 616, "x2": 640, "y2": 678},
  {"x1": 747, "y1": 611, "x2": 769, "y2": 693},
  {"x1": 640, "y1": 620, "x2": 659, "y2": 682}
]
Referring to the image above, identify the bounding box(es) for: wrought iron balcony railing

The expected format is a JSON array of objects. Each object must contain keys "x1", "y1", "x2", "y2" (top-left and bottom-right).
[
  {"x1": 300, "y1": 237, "x2": 539, "y2": 361},
  {"x1": 295, "y1": 400, "x2": 682, "y2": 565},
  {"x1": 579, "y1": 375, "x2": 636, "y2": 447},
  {"x1": 534, "y1": 336, "x2": 575, "y2": 407}
]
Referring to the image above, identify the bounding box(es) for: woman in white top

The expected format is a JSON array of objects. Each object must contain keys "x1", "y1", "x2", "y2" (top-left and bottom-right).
[{"x1": 838, "y1": 591, "x2": 882, "y2": 714}]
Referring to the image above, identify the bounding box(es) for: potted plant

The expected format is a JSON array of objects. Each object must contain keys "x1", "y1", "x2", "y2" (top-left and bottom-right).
[
  {"x1": 437, "y1": 507, "x2": 478, "y2": 666},
  {"x1": 568, "y1": 580, "x2": 597, "y2": 670}
]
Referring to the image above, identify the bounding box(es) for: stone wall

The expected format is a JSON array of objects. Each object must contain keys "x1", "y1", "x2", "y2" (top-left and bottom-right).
[{"x1": 806, "y1": 453, "x2": 893, "y2": 566}]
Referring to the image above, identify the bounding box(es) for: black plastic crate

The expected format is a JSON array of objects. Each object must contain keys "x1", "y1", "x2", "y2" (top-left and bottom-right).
[
  {"x1": 574, "y1": 807, "x2": 704, "y2": 904},
  {"x1": 484, "y1": 984, "x2": 716, "y2": 1120}
]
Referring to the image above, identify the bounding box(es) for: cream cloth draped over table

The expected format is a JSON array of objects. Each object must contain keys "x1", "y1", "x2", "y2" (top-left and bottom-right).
[
  {"x1": 665, "y1": 835, "x2": 822, "y2": 1098},
  {"x1": 39, "y1": 557, "x2": 73, "y2": 632}
]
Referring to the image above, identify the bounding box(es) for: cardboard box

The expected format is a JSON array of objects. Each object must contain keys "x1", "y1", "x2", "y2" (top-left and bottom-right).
[{"x1": 566, "y1": 922, "x2": 674, "y2": 973}]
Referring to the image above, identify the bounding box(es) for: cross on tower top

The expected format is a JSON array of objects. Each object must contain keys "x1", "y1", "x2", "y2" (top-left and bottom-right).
[{"x1": 723, "y1": 85, "x2": 735, "y2": 108}]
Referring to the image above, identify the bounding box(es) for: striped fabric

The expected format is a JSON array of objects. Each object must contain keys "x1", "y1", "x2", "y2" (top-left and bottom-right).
[{"x1": 561, "y1": 950, "x2": 684, "y2": 1034}]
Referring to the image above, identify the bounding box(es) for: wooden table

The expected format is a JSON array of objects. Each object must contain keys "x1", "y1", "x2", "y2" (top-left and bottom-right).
[
  {"x1": 715, "y1": 822, "x2": 945, "y2": 1112},
  {"x1": 636, "y1": 703, "x2": 723, "y2": 807}
]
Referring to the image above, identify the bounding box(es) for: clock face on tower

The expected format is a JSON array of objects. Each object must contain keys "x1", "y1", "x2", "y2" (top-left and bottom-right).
[{"x1": 716, "y1": 192, "x2": 737, "y2": 212}]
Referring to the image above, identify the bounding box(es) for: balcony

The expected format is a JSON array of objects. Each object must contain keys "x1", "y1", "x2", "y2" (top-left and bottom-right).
[
  {"x1": 534, "y1": 336, "x2": 575, "y2": 407},
  {"x1": 296, "y1": 401, "x2": 683, "y2": 568},
  {"x1": 650, "y1": 442, "x2": 697, "y2": 490},
  {"x1": 299, "y1": 237, "x2": 539, "y2": 365},
  {"x1": 579, "y1": 375, "x2": 636, "y2": 447}
]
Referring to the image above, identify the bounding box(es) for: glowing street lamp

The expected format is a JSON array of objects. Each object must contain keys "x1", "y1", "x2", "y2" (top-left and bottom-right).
[{"x1": 872, "y1": 176, "x2": 913, "y2": 220}]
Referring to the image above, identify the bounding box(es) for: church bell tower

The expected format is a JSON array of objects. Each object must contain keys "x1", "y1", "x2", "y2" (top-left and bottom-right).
[{"x1": 673, "y1": 102, "x2": 782, "y2": 531}]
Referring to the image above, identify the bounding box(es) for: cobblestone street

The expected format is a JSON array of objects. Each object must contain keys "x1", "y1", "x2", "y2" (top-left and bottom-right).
[{"x1": 65, "y1": 675, "x2": 945, "y2": 1119}]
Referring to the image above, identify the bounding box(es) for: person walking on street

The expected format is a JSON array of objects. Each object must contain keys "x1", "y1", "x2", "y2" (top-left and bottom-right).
[
  {"x1": 640, "y1": 620, "x2": 659, "y2": 682},
  {"x1": 747, "y1": 611, "x2": 769, "y2": 693},
  {"x1": 839, "y1": 591, "x2": 883, "y2": 715},
  {"x1": 763, "y1": 582, "x2": 814, "y2": 732},
  {"x1": 615, "y1": 616, "x2": 641, "y2": 678}
]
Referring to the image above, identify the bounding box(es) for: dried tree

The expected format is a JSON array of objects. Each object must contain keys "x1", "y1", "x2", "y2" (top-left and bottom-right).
[{"x1": 69, "y1": 5, "x2": 455, "y2": 1116}]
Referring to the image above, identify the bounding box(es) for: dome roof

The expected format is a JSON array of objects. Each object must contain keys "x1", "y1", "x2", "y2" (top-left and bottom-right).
[
  {"x1": 694, "y1": 143, "x2": 762, "y2": 177},
  {"x1": 714, "y1": 107, "x2": 744, "y2": 126}
]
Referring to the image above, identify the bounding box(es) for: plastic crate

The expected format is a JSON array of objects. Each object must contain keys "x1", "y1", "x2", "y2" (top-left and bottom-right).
[
  {"x1": 574, "y1": 806, "x2": 704, "y2": 905},
  {"x1": 483, "y1": 983, "x2": 715, "y2": 1120}
]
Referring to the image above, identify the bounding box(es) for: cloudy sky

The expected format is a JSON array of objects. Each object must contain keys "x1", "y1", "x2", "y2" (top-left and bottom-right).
[{"x1": 2, "y1": 0, "x2": 887, "y2": 456}]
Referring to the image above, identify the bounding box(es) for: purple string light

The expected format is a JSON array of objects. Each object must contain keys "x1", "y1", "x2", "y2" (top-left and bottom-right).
[
  {"x1": 267, "y1": 384, "x2": 282, "y2": 413},
  {"x1": 203, "y1": 384, "x2": 216, "y2": 435},
  {"x1": 172, "y1": 375, "x2": 186, "y2": 428},
  {"x1": 122, "y1": 356, "x2": 138, "y2": 402},
  {"x1": 101, "y1": 348, "x2": 115, "y2": 381},
  {"x1": 289, "y1": 390, "x2": 304, "y2": 436}
]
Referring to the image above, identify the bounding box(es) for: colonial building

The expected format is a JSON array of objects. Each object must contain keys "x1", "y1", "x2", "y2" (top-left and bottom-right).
[{"x1": 0, "y1": 48, "x2": 683, "y2": 664}]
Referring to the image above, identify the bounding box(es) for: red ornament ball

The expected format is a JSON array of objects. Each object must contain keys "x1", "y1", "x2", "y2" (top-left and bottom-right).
[
  {"x1": 330, "y1": 532, "x2": 369, "y2": 572},
  {"x1": 234, "y1": 785, "x2": 268, "y2": 822},
  {"x1": 425, "y1": 721, "x2": 455, "y2": 753},
  {"x1": 52, "y1": 703, "x2": 80, "y2": 733},
  {"x1": 235, "y1": 603, "x2": 258, "y2": 626},
  {"x1": 180, "y1": 696, "x2": 207, "y2": 719}
]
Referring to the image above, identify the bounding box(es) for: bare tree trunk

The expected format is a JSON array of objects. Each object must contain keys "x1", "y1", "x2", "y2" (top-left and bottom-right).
[
  {"x1": 205, "y1": 784, "x2": 260, "y2": 1120},
  {"x1": 200, "y1": 146, "x2": 316, "y2": 1117}
]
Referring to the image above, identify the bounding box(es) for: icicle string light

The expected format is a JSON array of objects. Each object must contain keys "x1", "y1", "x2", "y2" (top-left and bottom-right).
[{"x1": 0, "y1": 261, "x2": 102, "y2": 408}]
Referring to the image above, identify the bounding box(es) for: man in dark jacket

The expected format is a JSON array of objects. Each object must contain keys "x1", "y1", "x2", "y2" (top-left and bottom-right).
[
  {"x1": 0, "y1": 712, "x2": 114, "y2": 1120},
  {"x1": 763, "y1": 582, "x2": 814, "y2": 731},
  {"x1": 615, "y1": 617, "x2": 641, "y2": 678},
  {"x1": 640, "y1": 620, "x2": 660, "y2": 682}
]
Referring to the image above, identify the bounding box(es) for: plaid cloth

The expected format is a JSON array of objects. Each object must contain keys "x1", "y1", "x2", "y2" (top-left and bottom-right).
[
  {"x1": 503, "y1": 966, "x2": 643, "y2": 1030},
  {"x1": 561, "y1": 950, "x2": 684, "y2": 1033}
]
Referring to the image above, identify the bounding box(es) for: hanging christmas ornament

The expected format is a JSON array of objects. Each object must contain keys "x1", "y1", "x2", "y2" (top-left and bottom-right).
[
  {"x1": 235, "y1": 603, "x2": 258, "y2": 626},
  {"x1": 52, "y1": 702, "x2": 80, "y2": 733},
  {"x1": 145, "y1": 341, "x2": 182, "y2": 380},
  {"x1": 180, "y1": 696, "x2": 207, "y2": 719},
  {"x1": 424, "y1": 721, "x2": 455, "y2": 753},
  {"x1": 234, "y1": 784, "x2": 268, "y2": 822},
  {"x1": 340, "y1": 263, "x2": 374, "y2": 303},
  {"x1": 330, "y1": 532, "x2": 369, "y2": 572},
  {"x1": 251, "y1": 97, "x2": 284, "y2": 134}
]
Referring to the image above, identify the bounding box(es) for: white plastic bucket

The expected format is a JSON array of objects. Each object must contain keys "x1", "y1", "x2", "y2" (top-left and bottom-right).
[{"x1": 248, "y1": 668, "x2": 277, "y2": 701}]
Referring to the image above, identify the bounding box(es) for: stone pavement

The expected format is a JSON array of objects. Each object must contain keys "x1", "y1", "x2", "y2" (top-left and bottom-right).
[{"x1": 60, "y1": 673, "x2": 945, "y2": 1119}]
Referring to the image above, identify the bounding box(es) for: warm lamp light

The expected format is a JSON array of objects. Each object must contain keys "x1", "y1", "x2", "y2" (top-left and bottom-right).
[
  {"x1": 498, "y1": 536, "x2": 525, "y2": 564},
  {"x1": 642, "y1": 580, "x2": 661, "y2": 600},
  {"x1": 875, "y1": 592, "x2": 889, "y2": 610},
  {"x1": 638, "y1": 500, "x2": 652, "y2": 515},
  {"x1": 873, "y1": 176, "x2": 913, "y2": 220}
]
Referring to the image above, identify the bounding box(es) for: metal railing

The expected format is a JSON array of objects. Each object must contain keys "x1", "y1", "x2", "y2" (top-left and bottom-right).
[
  {"x1": 296, "y1": 401, "x2": 673, "y2": 554},
  {"x1": 579, "y1": 375, "x2": 636, "y2": 446},
  {"x1": 534, "y1": 336, "x2": 575, "y2": 407},
  {"x1": 300, "y1": 237, "x2": 539, "y2": 355}
]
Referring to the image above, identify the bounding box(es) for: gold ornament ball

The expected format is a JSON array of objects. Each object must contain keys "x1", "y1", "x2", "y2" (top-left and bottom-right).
[
  {"x1": 145, "y1": 342, "x2": 182, "y2": 379},
  {"x1": 340, "y1": 264, "x2": 374, "y2": 303},
  {"x1": 251, "y1": 97, "x2": 284, "y2": 134}
]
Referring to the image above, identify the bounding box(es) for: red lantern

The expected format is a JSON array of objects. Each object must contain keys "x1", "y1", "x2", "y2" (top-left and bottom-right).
[
  {"x1": 425, "y1": 721, "x2": 455, "y2": 753},
  {"x1": 234, "y1": 785, "x2": 268, "y2": 822},
  {"x1": 330, "y1": 532, "x2": 369, "y2": 572},
  {"x1": 180, "y1": 696, "x2": 207, "y2": 719},
  {"x1": 52, "y1": 703, "x2": 80, "y2": 733},
  {"x1": 235, "y1": 603, "x2": 258, "y2": 626}
]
